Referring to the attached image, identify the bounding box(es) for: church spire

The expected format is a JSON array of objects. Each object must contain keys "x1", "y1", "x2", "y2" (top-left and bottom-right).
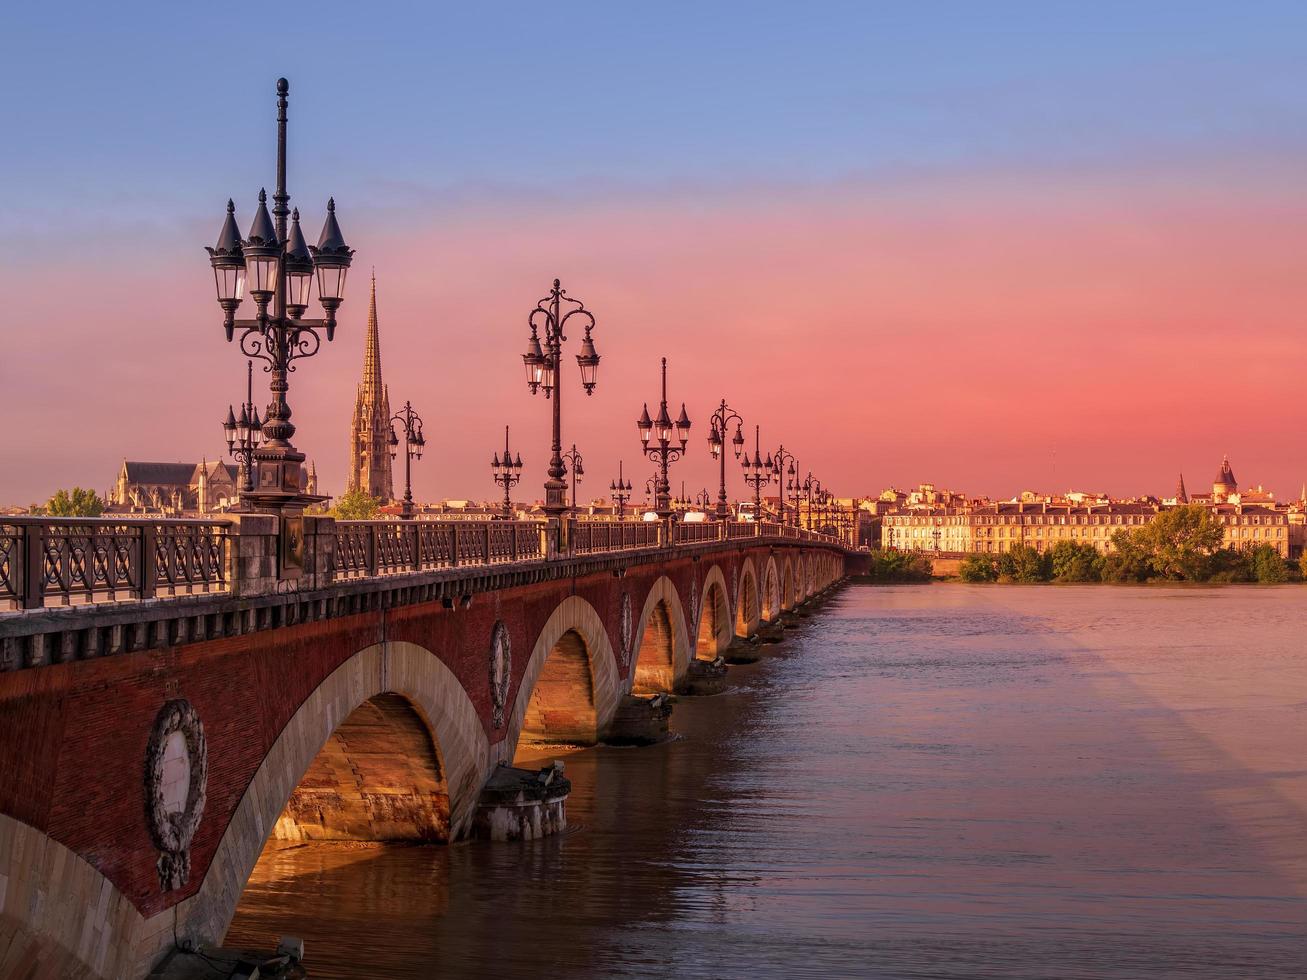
[
  {"x1": 1175, "y1": 473, "x2": 1187, "y2": 504},
  {"x1": 362, "y1": 269, "x2": 383, "y2": 395},
  {"x1": 345, "y1": 269, "x2": 394, "y2": 501}
]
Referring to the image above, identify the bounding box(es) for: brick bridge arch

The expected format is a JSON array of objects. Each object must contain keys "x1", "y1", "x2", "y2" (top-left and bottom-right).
[
  {"x1": 501, "y1": 594, "x2": 621, "y2": 757},
  {"x1": 694, "y1": 563, "x2": 733, "y2": 659},
  {"x1": 735, "y1": 557, "x2": 761, "y2": 636},
  {"x1": 631, "y1": 576, "x2": 691, "y2": 694}
]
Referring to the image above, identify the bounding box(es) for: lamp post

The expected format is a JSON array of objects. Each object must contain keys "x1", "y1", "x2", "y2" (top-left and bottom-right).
[
  {"x1": 644, "y1": 474, "x2": 659, "y2": 509},
  {"x1": 561, "y1": 444, "x2": 585, "y2": 513},
  {"x1": 741, "y1": 425, "x2": 773, "y2": 522},
  {"x1": 222, "y1": 360, "x2": 262, "y2": 496},
  {"x1": 521, "y1": 279, "x2": 599, "y2": 520},
  {"x1": 695, "y1": 488, "x2": 712, "y2": 511},
  {"x1": 492, "y1": 425, "x2": 524, "y2": 519},
  {"x1": 609, "y1": 461, "x2": 632, "y2": 518},
  {"x1": 707, "y1": 399, "x2": 745, "y2": 521},
  {"x1": 771, "y1": 445, "x2": 796, "y2": 525},
  {"x1": 636, "y1": 358, "x2": 691, "y2": 519},
  {"x1": 388, "y1": 401, "x2": 425, "y2": 519},
  {"x1": 206, "y1": 78, "x2": 353, "y2": 514},
  {"x1": 786, "y1": 465, "x2": 804, "y2": 527}
]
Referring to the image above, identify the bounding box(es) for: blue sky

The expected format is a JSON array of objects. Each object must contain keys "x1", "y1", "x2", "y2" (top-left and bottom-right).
[
  {"x1": 4, "y1": 1, "x2": 1306, "y2": 247},
  {"x1": 5, "y1": 2, "x2": 1307, "y2": 504}
]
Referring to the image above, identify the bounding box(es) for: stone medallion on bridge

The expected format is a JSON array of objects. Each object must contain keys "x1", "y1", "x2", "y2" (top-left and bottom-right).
[
  {"x1": 490, "y1": 621, "x2": 512, "y2": 729},
  {"x1": 144, "y1": 698, "x2": 207, "y2": 892},
  {"x1": 619, "y1": 592, "x2": 634, "y2": 669}
]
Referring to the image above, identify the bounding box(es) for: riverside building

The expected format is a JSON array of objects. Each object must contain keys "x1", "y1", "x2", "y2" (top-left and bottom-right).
[{"x1": 879, "y1": 460, "x2": 1301, "y2": 559}]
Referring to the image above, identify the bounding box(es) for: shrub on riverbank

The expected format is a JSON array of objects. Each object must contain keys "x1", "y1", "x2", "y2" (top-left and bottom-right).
[
  {"x1": 863, "y1": 549, "x2": 933, "y2": 582},
  {"x1": 959, "y1": 554, "x2": 999, "y2": 582}
]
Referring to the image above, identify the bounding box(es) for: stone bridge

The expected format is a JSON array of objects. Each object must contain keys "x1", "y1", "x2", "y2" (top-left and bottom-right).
[{"x1": 0, "y1": 515, "x2": 854, "y2": 978}]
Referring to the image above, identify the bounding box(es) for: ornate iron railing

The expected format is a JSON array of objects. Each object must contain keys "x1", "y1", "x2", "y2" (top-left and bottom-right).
[
  {"x1": 0, "y1": 518, "x2": 231, "y2": 610},
  {"x1": 570, "y1": 519, "x2": 663, "y2": 555},
  {"x1": 1, "y1": 514, "x2": 842, "y2": 608},
  {"x1": 333, "y1": 519, "x2": 545, "y2": 580}
]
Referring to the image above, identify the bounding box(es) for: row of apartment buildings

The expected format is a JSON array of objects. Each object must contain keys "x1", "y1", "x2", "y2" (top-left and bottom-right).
[{"x1": 874, "y1": 458, "x2": 1304, "y2": 559}]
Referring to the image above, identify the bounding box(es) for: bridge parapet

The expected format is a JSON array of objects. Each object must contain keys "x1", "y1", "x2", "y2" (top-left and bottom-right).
[{"x1": 0, "y1": 515, "x2": 848, "y2": 671}]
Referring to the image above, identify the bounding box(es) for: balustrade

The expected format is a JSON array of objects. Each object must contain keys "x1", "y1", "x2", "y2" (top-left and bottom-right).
[
  {"x1": 1, "y1": 514, "x2": 840, "y2": 610},
  {"x1": 0, "y1": 517, "x2": 230, "y2": 611}
]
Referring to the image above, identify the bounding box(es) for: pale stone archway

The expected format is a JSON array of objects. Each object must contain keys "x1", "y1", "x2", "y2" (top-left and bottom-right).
[
  {"x1": 502, "y1": 595, "x2": 621, "y2": 763},
  {"x1": 630, "y1": 575, "x2": 692, "y2": 694},
  {"x1": 735, "y1": 557, "x2": 761, "y2": 637},
  {"x1": 695, "y1": 563, "x2": 733, "y2": 659}
]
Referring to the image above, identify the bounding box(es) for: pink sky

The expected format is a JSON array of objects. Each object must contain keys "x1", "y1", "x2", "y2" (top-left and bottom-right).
[{"x1": 4, "y1": 163, "x2": 1307, "y2": 507}]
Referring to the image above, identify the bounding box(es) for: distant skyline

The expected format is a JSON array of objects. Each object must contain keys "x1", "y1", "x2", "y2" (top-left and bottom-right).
[{"x1": 4, "y1": 3, "x2": 1307, "y2": 504}]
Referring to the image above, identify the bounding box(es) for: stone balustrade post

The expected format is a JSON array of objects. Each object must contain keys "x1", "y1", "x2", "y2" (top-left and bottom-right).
[
  {"x1": 225, "y1": 514, "x2": 280, "y2": 598},
  {"x1": 302, "y1": 516, "x2": 338, "y2": 590}
]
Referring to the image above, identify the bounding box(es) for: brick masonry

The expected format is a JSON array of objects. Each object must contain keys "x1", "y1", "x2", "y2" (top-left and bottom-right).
[{"x1": 0, "y1": 543, "x2": 847, "y2": 978}]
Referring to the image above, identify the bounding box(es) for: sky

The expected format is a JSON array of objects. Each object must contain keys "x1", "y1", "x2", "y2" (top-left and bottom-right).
[{"x1": 3, "y1": 2, "x2": 1307, "y2": 505}]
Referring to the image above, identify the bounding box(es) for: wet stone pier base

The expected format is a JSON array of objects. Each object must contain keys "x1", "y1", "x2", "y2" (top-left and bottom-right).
[
  {"x1": 473, "y1": 762, "x2": 571, "y2": 841},
  {"x1": 678, "y1": 657, "x2": 729, "y2": 696},
  {"x1": 605, "y1": 693, "x2": 673, "y2": 745}
]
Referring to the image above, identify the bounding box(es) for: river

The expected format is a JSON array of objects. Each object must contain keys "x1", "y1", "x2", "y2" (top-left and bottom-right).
[{"x1": 225, "y1": 585, "x2": 1307, "y2": 978}]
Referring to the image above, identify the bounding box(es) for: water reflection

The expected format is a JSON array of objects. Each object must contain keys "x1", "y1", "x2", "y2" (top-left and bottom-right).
[{"x1": 227, "y1": 586, "x2": 1307, "y2": 978}]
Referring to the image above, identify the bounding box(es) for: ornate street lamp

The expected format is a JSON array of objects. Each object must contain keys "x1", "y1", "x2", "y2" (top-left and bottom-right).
[
  {"x1": 521, "y1": 279, "x2": 599, "y2": 519},
  {"x1": 637, "y1": 358, "x2": 691, "y2": 519},
  {"x1": 561, "y1": 444, "x2": 585, "y2": 513},
  {"x1": 786, "y1": 463, "x2": 805, "y2": 527},
  {"x1": 695, "y1": 488, "x2": 712, "y2": 511},
  {"x1": 771, "y1": 444, "x2": 796, "y2": 525},
  {"x1": 388, "y1": 401, "x2": 425, "y2": 519},
  {"x1": 609, "y1": 461, "x2": 633, "y2": 518},
  {"x1": 222, "y1": 360, "x2": 262, "y2": 496},
  {"x1": 206, "y1": 79, "x2": 353, "y2": 514},
  {"x1": 741, "y1": 425, "x2": 773, "y2": 522},
  {"x1": 707, "y1": 399, "x2": 745, "y2": 521},
  {"x1": 492, "y1": 425, "x2": 524, "y2": 519}
]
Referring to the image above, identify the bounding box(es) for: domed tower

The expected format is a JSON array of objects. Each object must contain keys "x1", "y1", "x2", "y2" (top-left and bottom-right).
[{"x1": 1212, "y1": 455, "x2": 1237, "y2": 503}]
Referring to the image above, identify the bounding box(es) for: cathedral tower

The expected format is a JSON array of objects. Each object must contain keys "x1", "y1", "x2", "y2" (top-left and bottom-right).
[{"x1": 346, "y1": 273, "x2": 394, "y2": 501}]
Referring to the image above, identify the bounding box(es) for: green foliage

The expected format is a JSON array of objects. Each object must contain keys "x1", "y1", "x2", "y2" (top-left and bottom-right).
[
  {"x1": 1099, "y1": 530, "x2": 1152, "y2": 582},
  {"x1": 45, "y1": 487, "x2": 104, "y2": 517},
  {"x1": 958, "y1": 554, "x2": 999, "y2": 582},
  {"x1": 863, "y1": 549, "x2": 934, "y2": 583},
  {"x1": 1134, "y1": 504, "x2": 1224, "y2": 581},
  {"x1": 330, "y1": 488, "x2": 381, "y2": 521},
  {"x1": 1249, "y1": 544, "x2": 1288, "y2": 583},
  {"x1": 996, "y1": 544, "x2": 1050, "y2": 583},
  {"x1": 1049, "y1": 540, "x2": 1102, "y2": 582}
]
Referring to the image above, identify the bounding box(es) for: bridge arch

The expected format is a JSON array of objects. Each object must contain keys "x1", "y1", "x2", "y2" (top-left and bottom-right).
[
  {"x1": 188, "y1": 640, "x2": 487, "y2": 960},
  {"x1": 762, "y1": 556, "x2": 781, "y2": 622},
  {"x1": 735, "y1": 557, "x2": 761, "y2": 637},
  {"x1": 0, "y1": 813, "x2": 146, "y2": 978},
  {"x1": 781, "y1": 557, "x2": 796, "y2": 611},
  {"x1": 695, "y1": 563, "x2": 733, "y2": 659},
  {"x1": 506, "y1": 595, "x2": 620, "y2": 758},
  {"x1": 631, "y1": 576, "x2": 692, "y2": 694}
]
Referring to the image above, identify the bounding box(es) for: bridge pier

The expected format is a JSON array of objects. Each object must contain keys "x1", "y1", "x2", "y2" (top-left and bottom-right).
[
  {"x1": 472, "y1": 761, "x2": 571, "y2": 841},
  {"x1": 604, "y1": 693, "x2": 674, "y2": 746},
  {"x1": 677, "y1": 656, "x2": 728, "y2": 696}
]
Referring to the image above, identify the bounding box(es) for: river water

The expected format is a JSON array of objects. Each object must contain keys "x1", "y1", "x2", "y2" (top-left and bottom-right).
[{"x1": 226, "y1": 585, "x2": 1307, "y2": 978}]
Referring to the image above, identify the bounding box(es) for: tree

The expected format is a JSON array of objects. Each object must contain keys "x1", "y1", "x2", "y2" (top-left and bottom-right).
[
  {"x1": 863, "y1": 549, "x2": 933, "y2": 583},
  {"x1": 1049, "y1": 540, "x2": 1102, "y2": 582},
  {"x1": 1135, "y1": 504, "x2": 1224, "y2": 581},
  {"x1": 959, "y1": 554, "x2": 999, "y2": 582},
  {"x1": 1249, "y1": 544, "x2": 1288, "y2": 584},
  {"x1": 1100, "y1": 529, "x2": 1153, "y2": 582},
  {"x1": 997, "y1": 544, "x2": 1049, "y2": 583},
  {"x1": 45, "y1": 487, "x2": 104, "y2": 517},
  {"x1": 330, "y1": 488, "x2": 381, "y2": 520}
]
